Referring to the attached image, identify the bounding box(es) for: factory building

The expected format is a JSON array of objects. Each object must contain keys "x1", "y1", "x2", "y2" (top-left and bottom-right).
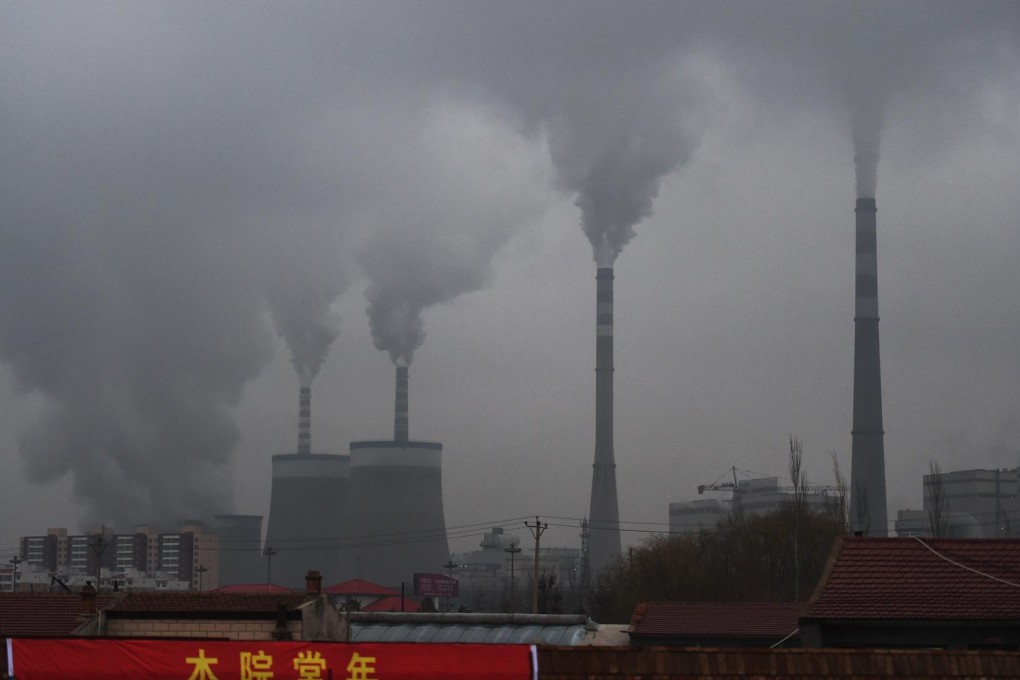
[{"x1": 895, "y1": 467, "x2": 1020, "y2": 538}]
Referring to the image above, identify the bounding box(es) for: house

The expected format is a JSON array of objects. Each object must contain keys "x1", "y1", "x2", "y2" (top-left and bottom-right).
[
  {"x1": 97, "y1": 570, "x2": 341, "y2": 640},
  {"x1": 801, "y1": 536, "x2": 1020, "y2": 649},
  {"x1": 628, "y1": 602, "x2": 802, "y2": 647},
  {"x1": 0, "y1": 589, "x2": 119, "y2": 637},
  {"x1": 323, "y1": 578, "x2": 400, "y2": 610}
]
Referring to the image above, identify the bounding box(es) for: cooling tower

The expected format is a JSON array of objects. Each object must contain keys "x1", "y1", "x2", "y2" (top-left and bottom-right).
[
  {"x1": 587, "y1": 266, "x2": 621, "y2": 574},
  {"x1": 212, "y1": 514, "x2": 264, "y2": 586},
  {"x1": 344, "y1": 365, "x2": 449, "y2": 587},
  {"x1": 849, "y1": 197, "x2": 889, "y2": 536},
  {"x1": 265, "y1": 452, "x2": 349, "y2": 586}
]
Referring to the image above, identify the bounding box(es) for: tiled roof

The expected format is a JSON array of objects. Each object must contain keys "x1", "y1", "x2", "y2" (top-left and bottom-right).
[
  {"x1": 103, "y1": 592, "x2": 310, "y2": 616},
  {"x1": 323, "y1": 579, "x2": 398, "y2": 597},
  {"x1": 628, "y1": 602, "x2": 803, "y2": 640},
  {"x1": 804, "y1": 537, "x2": 1020, "y2": 621},
  {"x1": 207, "y1": 583, "x2": 294, "y2": 594},
  {"x1": 0, "y1": 593, "x2": 118, "y2": 637}
]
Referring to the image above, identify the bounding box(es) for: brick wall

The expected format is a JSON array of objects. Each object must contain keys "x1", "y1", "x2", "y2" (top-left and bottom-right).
[
  {"x1": 105, "y1": 618, "x2": 302, "y2": 641},
  {"x1": 537, "y1": 647, "x2": 1020, "y2": 679}
]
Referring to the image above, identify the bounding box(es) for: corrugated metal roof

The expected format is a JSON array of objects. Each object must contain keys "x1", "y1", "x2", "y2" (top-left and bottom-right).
[
  {"x1": 351, "y1": 621, "x2": 587, "y2": 645},
  {"x1": 346, "y1": 612, "x2": 591, "y2": 645}
]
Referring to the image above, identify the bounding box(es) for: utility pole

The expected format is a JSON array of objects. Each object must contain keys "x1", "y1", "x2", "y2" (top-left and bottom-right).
[
  {"x1": 526, "y1": 516, "x2": 547, "y2": 614},
  {"x1": 9, "y1": 556, "x2": 21, "y2": 593},
  {"x1": 195, "y1": 564, "x2": 208, "y2": 592},
  {"x1": 443, "y1": 557, "x2": 458, "y2": 579},
  {"x1": 504, "y1": 545, "x2": 521, "y2": 613},
  {"x1": 89, "y1": 530, "x2": 108, "y2": 592},
  {"x1": 263, "y1": 546, "x2": 277, "y2": 584}
]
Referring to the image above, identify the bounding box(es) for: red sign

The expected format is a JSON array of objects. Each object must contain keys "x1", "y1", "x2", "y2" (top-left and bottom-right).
[
  {"x1": 7, "y1": 639, "x2": 536, "y2": 680},
  {"x1": 413, "y1": 572, "x2": 460, "y2": 598}
]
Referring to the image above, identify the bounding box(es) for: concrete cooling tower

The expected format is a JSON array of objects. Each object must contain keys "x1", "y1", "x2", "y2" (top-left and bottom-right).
[
  {"x1": 849, "y1": 197, "x2": 889, "y2": 536},
  {"x1": 345, "y1": 365, "x2": 449, "y2": 588},
  {"x1": 264, "y1": 387, "x2": 349, "y2": 586},
  {"x1": 212, "y1": 514, "x2": 264, "y2": 586}
]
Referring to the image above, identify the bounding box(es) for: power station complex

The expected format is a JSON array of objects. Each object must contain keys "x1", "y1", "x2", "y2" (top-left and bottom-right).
[{"x1": 264, "y1": 366, "x2": 449, "y2": 588}]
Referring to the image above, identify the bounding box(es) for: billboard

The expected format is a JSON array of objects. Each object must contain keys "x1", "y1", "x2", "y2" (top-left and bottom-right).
[{"x1": 413, "y1": 572, "x2": 460, "y2": 598}]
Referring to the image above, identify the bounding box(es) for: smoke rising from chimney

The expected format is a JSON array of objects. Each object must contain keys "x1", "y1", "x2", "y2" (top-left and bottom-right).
[
  {"x1": 359, "y1": 102, "x2": 548, "y2": 366},
  {"x1": 545, "y1": 77, "x2": 708, "y2": 266}
]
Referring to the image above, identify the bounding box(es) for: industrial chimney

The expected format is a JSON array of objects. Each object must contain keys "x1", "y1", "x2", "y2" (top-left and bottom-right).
[
  {"x1": 849, "y1": 197, "x2": 889, "y2": 536},
  {"x1": 587, "y1": 267, "x2": 622, "y2": 575},
  {"x1": 298, "y1": 387, "x2": 311, "y2": 455},
  {"x1": 394, "y1": 364, "x2": 409, "y2": 442}
]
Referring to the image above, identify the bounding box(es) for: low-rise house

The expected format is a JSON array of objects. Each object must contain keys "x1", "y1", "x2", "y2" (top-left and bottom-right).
[
  {"x1": 801, "y1": 536, "x2": 1020, "y2": 649},
  {"x1": 628, "y1": 602, "x2": 803, "y2": 648},
  {"x1": 0, "y1": 589, "x2": 119, "y2": 637}
]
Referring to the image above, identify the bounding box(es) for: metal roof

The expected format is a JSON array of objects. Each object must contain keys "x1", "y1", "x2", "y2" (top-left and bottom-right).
[{"x1": 347, "y1": 612, "x2": 591, "y2": 645}]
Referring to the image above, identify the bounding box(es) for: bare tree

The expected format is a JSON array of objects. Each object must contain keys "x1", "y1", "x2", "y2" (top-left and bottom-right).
[
  {"x1": 853, "y1": 485, "x2": 870, "y2": 536},
  {"x1": 788, "y1": 436, "x2": 807, "y2": 600},
  {"x1": 829, "y1": 450, "x2": 850, "y2": 534},
  {"x1": 927, "y1": 460, "x2": 948, "y2": 538}
]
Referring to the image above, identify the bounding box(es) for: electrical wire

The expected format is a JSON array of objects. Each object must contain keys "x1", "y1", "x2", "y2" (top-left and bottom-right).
[{"x1": 911, "y1": 536, "x2": 1020, "y2": 589}]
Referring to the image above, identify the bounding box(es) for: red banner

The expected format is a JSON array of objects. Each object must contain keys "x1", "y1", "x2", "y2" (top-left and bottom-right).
[{"x1": 7, "y1": 638, "x2": 536, "y2": 680}]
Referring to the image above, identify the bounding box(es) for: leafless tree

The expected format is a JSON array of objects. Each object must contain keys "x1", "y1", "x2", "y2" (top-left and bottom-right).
[
  {"x1": 828, "y1": 450, "x2": 850, "y2": 533},
  {"x1": 927, "y1": 460, "x2": 948, "y2": 538},
  {"x1": 853, "y1": 485, "x2": 870, "y2": 536},
  {"x1": 788, "y1": 436, "x2": 807, "y2": 600}
]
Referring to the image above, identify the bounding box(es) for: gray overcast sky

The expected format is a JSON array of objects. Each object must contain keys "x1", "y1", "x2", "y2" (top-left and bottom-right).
[{"x1": 1, "y1": 1, "x2": 1019, "y2": 556}]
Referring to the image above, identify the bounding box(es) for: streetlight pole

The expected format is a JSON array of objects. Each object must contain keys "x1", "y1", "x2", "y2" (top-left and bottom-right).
[
  {"x1": 9, "y1": 556, "x2": 21, "y2": 593},
  {"x1": 195, "y1": 564, "x2": 208, "y2": 592},
  {"x1": 263, "y1": 546, "x2": 277, "y2": 584},
  {"x1": 504, "y1": 546, "x2": 521, "y2": 613}
]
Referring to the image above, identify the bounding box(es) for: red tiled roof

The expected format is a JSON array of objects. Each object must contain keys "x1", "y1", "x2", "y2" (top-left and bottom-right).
[
  {"x1": 804, "y1": 537, "x2": 1020, "y2": 621},
  {"x1": 103, "y1": 592, "x2": 310, "y2": 616},
  {"x1": 628, "y1": 602, "x2": 803, "y2": 640},
  {"x1": 207, "y1": 583, "x2": 294, "y2": 594},
  {"x1": 361, "y1": 595, "x2": 422, "y2": 612},
  {"x1": 0, "y1": 593, "x2": 118, "y2": 637},
  {"x1": 323, "y1": 579, "x2": 398, "y2": 597}
]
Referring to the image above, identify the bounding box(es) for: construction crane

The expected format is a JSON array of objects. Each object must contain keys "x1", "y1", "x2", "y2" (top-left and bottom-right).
[{"x1": 697, "y1": 466, "x2": 839, "y2": 498}]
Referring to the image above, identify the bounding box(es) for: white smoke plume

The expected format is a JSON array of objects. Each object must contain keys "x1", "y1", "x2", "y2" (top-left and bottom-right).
[
  {"x1": 546, "y1": 73, "x2": 708, "y2": 267},
  {"x1": 359, "y1": 101, "x2": 549, "y2": 366}
]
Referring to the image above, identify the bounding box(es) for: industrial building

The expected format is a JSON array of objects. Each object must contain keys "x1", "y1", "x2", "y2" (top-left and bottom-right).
[
  {"x1": 669, "y1": 477, "x2": 838, "y2": 535},
  {"x1": 894, "y1": 467, "x2": 1020, "y2": 538}
]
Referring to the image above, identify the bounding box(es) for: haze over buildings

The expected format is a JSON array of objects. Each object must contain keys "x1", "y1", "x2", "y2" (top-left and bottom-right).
[{"x1": 1, "y1": 3, "x2": 1019, "y2": 558}]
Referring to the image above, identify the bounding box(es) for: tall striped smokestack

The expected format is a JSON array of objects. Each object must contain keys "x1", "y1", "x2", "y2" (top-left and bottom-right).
[
  {"x1": 298, "y1": 387, "x2": 311, "y2": 455},
  {"x1": 588, "y1": 267, "x2": 621, "y2": 574},
  {"x1": 849, "y1": 197, "x2": 888, "y2": 536},
  {"x1": 394, "y1": 363, "x2": 409, "y2": 442}
]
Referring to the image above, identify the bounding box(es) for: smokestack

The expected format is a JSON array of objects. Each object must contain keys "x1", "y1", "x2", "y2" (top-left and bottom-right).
[
  {"x1": 849, "y1": 197, "x2": 888, "y2": 536},
  {"x1": 587, "y1": 267, "x2": 621, "y2": 574},
  {"x1": 394, "y1": 364, "x2": 409, "y2": 442},
  {"x1": 298, "y1": 387, "x2": 311, "y2": 455}
]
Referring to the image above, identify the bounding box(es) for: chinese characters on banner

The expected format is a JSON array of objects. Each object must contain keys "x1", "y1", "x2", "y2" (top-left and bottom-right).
[{"x1": 6, "y1": 639, "x2": 537, "y2": 680}]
